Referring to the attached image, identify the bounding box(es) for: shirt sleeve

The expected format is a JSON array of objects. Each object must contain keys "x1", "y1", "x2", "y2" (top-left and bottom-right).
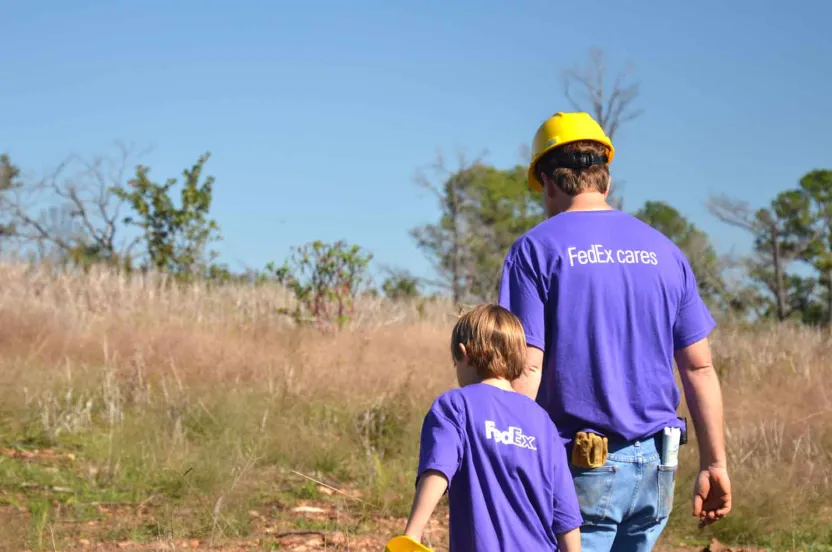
[
  {"x1": 550, "y1": 433, "x2": 583, "y2": 534},
  {"x1": 498, "y1": 254, "x2": 546, "y2": 351},
  {"x1": 672, "y1": 254, "x2": 716, "y2": 350},
  {"x1": 417, "y1": 397, "x2": 464, "y2": 488}
]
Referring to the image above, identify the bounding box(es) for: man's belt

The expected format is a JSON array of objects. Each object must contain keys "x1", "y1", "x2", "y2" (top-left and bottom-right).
[{"x1": 570, "y1": 418, "x2": 689, "y2": 470}]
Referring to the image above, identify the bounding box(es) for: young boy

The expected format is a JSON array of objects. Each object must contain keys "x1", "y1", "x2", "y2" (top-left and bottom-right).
[{"x1": 396, "y1": 304, "x2": 582, "y2": 551}]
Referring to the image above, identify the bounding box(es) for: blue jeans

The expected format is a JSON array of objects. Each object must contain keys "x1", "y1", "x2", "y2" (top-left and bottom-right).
[{"x1": 569, "y1": 435, "x2": 677, "y2": 552}]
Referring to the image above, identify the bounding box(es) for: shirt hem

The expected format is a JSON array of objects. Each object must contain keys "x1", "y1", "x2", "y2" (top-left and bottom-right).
[
  {"x1": 525, "y1": 334, "x2": 545, "y2": 351},
  {"x1": 673, "y1": 322, "x2": 716, "y2": 351},
  {"x1": 553, "y1": 519, "x2": 583, "y2": 535},
  {"x1": 416, "y1": 464, "x2": 455, "y2": 491}
]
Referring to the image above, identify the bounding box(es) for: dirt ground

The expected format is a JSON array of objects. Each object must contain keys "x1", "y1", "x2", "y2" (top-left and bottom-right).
[
  {"x1": 0, "y1": 449, "x2": 766, "y2": 551},
  {"x1": 0, "y1": 498, "x2": 767, "y2": 552}
]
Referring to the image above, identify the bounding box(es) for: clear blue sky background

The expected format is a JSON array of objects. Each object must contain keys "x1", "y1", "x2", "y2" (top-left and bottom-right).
[{"x1": 3, "y1": 0, "x2": 830, "y2": 282}]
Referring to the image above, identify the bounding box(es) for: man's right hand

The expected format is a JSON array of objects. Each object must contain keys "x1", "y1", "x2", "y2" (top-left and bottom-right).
[{"x1": 693, "y1": 467, "x2": 732, "y2": 528}]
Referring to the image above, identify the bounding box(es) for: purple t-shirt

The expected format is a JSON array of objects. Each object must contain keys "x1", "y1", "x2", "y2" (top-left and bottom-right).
[
  {"x1": 498, "y1": 210, "x2": 716, "y2": 443},
  {"x1": 418, "y1": 383, "x2": 582, "y2": 551}
]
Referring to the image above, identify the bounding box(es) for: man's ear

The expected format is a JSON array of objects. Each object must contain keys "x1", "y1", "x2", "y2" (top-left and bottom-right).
[{"x1": 542, "y1": 174, "x2": 557, "y2": 201}]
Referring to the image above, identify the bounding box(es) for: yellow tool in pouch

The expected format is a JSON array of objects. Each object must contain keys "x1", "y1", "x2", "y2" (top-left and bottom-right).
[{"x1": 571, "y1": 431, "x2": 609, "y2": 469}]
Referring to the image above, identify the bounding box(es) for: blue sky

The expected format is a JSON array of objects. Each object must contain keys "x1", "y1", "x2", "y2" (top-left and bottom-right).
[{"x1": 2, "y1": 0, "x2": 830, "y2": 281}]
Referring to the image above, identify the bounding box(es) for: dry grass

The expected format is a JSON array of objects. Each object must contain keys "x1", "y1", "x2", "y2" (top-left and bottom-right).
[
  {"x1": 0, "y1": 263, "x2": 830, "y2": 551},
  {"x1": 668, "y1": 325, "x2": 832, "y2": 550}
]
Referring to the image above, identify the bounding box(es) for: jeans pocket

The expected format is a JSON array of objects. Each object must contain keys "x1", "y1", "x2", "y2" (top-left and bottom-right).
[
  {"x1": 657, "y1": 465, "x2": 677, "y2": 520},
  {"x1": 569, "y1": 465, "x2": 616, "y2": 525}
]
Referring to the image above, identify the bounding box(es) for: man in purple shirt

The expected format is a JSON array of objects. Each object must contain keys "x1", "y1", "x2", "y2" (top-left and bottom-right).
[{"x1": 498, "y1": 112, "x2": 732, "y2": 551}]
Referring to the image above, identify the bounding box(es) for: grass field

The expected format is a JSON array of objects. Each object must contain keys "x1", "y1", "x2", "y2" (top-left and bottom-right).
[{"x1": 0, "y1": 263, "x2": 830, "y2": 551}]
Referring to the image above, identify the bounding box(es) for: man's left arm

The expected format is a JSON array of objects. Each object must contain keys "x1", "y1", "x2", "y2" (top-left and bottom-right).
[{"x1": 498, "y1": 254, "x2": 547, "y2": 401}]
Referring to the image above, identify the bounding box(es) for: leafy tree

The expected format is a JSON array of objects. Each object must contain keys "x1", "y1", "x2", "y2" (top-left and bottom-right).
[
  {"x1": 411, "y1": 157, "x2": 543, "y2": 303},
  {"x1": 269, "y1": 240, "x2": 373, "y2": 330},
  {"x1": 464, "y1": 165, "x2": 543, "y2": 300},
  {"x1": 113, "y1": 152, "x2": 221, "y2": 279},
  {"x1": 381, "y1": 269, "x2": 422, "y2": 301},
  {"x1": 780, "y1": 170, "x2": 832, "y2": 326},
  {"x1": 634, "y1": 201, "x2": 724, "y2": 305},
  {"x1": 708, "y1": 191, "x2": 822, "y2": 323},
  {"x1": 410, "y1": 153, "x2": 482, "y2": 304},
  {"x1": 784, "y1": 274, "x2": 825, "y2": 325},
  {"x1": 0, "y1": 154, "x2": 20, "y2": 241}
]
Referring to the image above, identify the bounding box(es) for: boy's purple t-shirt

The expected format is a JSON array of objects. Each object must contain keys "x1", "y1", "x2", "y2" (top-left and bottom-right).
[
  {"x1": 498, "y1": 210, "x2": 716, "y2": 443},
  {"x1": 418, "y1": 383, "x2": 582, "y2": 551}
]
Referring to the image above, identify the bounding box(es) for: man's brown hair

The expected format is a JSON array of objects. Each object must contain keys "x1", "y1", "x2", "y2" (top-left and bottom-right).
[
  {"x1": 535, "y1": 140, "x2": 611, "y2": 196},
  {"x1": 450, "y1": 304, "x2": 527, "y2": 381}
]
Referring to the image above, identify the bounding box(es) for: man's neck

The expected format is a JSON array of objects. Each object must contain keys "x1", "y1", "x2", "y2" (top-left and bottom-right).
[{"x1": 563, "y1": 192, "x2": 613, "y2": 212}]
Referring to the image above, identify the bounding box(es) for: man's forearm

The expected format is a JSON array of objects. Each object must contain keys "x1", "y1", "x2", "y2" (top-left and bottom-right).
[
  {"x1": 681, "y1": 365, "x2": 726, "y2": 470},
  {"x1": 512, "y1": 367, "x2": 541, "y2": 400},
  {"x1": 512, "y1": 346, "x2": 544, "y2": 400}
]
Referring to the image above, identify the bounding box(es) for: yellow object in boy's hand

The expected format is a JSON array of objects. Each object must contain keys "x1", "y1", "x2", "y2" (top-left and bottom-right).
[{"x1": 384, "y1": 535, "x2": 434, "y2": 552}]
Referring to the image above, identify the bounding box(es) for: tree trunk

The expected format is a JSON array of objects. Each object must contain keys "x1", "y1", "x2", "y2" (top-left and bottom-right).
[
  {"x1": 827, "y1": 267, "x2": 832, "y2": 329},
  {"x1": 771, "y1": 226, "x2": 787, "y2": 322},
  {"x1": 449, "y1": 184, "x2": 463, "y2": 305}
]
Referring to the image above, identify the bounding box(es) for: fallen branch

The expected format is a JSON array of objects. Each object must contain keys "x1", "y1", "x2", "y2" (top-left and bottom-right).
[{"x1": 290, "y1": 469, "x2": 380, "y2": 509}]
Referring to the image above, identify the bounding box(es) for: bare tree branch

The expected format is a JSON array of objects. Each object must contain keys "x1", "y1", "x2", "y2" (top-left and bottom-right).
[
  {"x1": 1, "y1": 142, "x2": 150, "y2": 263},
  {"x1": 413, "y1": 147, "x2": 488, "y2": 200},
  {"x1": 706, "y1": 194, "x2": 761, "y2": 233},
  {"x1": 562, "y1": 47, "x2": 643, "y2": 140},
  {"x1": 560, "y1": 47, "x2": 643, "y2": 210}
]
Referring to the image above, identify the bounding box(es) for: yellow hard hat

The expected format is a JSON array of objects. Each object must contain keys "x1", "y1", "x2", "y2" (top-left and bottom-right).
[
  {"x1": 384, "y1": 536, "x2": 434, "y2": 552},
  {"x1": 527, "y1": 111, "x2": 615, "y2": 192}
]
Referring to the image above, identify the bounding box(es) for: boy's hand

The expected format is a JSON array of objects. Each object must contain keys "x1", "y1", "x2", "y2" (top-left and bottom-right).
[{"x1": 693, "y1": 467, "x2": 731, "y2": 528}]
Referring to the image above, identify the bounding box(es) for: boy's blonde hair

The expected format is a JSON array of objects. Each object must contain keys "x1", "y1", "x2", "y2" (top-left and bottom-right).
[{"x1": 450, "y1": 304, "x2": 527, "y2": 381}]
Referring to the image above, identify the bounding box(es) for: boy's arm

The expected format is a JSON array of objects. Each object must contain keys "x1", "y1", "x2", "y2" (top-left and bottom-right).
[
  {"x1": 550, "y1": 426, "x2": 583, "y2": 549},
  {"x1": 402, "y1": 396, "x2": 463, "y2": 542},
  {"x1": 403, "y1": 471, "x2": 449, "y2": 542},
  {"x1": 556, "y1": 528, "x2": 581, "y2": 552}
]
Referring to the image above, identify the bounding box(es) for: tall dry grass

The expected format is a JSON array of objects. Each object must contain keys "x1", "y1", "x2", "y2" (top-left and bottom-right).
[{"x1": 0, "y1": 263, "x2": 830, "y2": 549}]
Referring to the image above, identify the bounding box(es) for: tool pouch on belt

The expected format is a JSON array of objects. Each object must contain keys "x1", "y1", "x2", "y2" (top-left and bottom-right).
[{"x1": 571, "y1": 431, "x2": 609, "y2": 469}]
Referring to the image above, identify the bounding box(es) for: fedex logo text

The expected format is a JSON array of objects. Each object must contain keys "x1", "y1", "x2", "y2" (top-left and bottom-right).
[
  {"x1": 484, "y1": 421, "x2": 537, "y2": 450},
  {"x1": 566, "y1": 244, "x2": 659, "y2": 267}
]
